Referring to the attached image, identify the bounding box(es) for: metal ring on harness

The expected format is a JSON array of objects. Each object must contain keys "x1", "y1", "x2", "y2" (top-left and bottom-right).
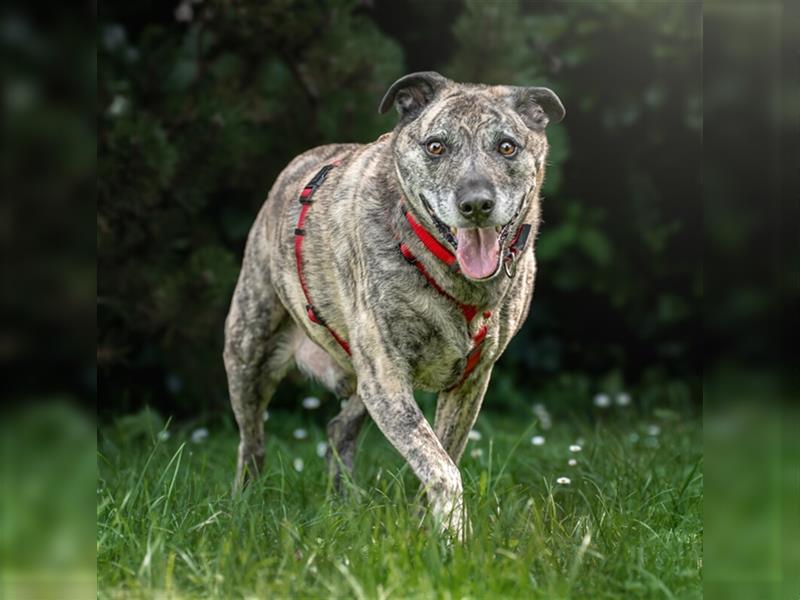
[{"x1": 503, "y1": 251, "x2": 518, "y2": 278}]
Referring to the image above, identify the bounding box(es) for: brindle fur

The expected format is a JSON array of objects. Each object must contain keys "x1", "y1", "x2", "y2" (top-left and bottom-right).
[{"x1": 224, "y1": 72, "x2": 564, "y2": 539}]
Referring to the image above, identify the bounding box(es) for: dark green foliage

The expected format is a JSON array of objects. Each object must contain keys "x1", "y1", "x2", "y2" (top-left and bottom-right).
[
  {"x1": 98, "y1": 0, "x2": 404, "y2": 414},
  {"x1": 98, "y1": 0, "x2": 701, "y2": 416}
]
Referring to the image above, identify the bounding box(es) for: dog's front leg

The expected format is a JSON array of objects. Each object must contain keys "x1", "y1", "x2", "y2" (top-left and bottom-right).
[
  {"x1": 433, "y1": 366, "x2": 494, "y2": 464},
  {"x1": 350, "y1": 337, "x2": 466, "y2": 539}
]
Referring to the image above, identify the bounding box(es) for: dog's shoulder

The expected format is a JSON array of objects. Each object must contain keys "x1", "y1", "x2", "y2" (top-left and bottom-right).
[{"x1": 282, "y1": 143, "x2": 361, "y2": 180}]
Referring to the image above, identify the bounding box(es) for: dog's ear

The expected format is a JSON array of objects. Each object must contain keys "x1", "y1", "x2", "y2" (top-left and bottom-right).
[
  {"x1": 510, "y1": 87, "x2": 565, "y2": 130},
  {"x1": 378, "y1": 71, "x2": 451, "y2": 119}
]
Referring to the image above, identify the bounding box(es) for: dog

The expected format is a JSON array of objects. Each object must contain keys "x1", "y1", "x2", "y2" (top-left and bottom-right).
[{"x1": 224, "y1": 71, "x2": 564, "y2": 538}]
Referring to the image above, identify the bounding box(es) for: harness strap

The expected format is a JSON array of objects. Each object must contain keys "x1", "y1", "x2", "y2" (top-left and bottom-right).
[
  {"x1": 399, "y1": 242, "x2": 479, "y2": 324},
  {"x1": 397, "y1": 204, "x2": 499, "y2": 391},
  {"x1": 399, "y1": 235, "x2": 492, "y2": 391},
  {"x1": 398, "y1": 203, "x2": 531, "y2": 390},
  {"x1": 294, "y1": 161, "x2": 351, "y2": 356},
  {"x1": 402, "y1": 207, "x2": 460, "y2": 271},
  {"x1": 502, "y1": 222, "x2": 532, "y2": 277}
]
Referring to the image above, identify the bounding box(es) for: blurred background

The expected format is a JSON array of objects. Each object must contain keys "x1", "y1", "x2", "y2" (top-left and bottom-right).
[{"x1": 97, "y1": 0, "x2": 703, "y2": 420}]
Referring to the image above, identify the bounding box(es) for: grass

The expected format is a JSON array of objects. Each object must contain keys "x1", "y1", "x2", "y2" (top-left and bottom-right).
[{"x1": 97, "y1": 399, "x2": 702, "y2": 599}]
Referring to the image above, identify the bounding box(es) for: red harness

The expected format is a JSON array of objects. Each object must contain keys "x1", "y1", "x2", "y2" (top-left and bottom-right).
[
  {"x1": 293, "y1": 160, "x2": 351, "y2": 355},
  {"x1": 293, "y1": 161, "x2": 531, "y2": 391}
]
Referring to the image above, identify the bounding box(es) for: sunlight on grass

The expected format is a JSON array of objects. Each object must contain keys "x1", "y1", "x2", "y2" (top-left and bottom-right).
[{"x1": 97, "y1": 408, "x2": 701, "y2": 598}]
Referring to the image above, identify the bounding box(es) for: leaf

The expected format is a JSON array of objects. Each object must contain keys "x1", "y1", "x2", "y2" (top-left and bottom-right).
[{"x1": 579, "y1": 229, "x2": 613, "y2": 266}]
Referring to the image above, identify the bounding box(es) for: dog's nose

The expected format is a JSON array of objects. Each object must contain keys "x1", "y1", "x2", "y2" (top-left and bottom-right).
[
  {"x1": 456, "y1": 177, "x2": 496, "y2": 224},
  {"x1": 457, "y1": 194, "x2": 495, "y2": 222}
]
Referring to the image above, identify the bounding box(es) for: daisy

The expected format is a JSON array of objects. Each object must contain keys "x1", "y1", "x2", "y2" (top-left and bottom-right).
[{"x1": 302, "y1": 396, "x2": 321, "y2": 410}]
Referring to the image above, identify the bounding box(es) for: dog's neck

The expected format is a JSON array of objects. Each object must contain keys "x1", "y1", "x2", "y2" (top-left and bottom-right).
[{"x1": 385, "y1": 164, "x2": 526, "y2": 311}]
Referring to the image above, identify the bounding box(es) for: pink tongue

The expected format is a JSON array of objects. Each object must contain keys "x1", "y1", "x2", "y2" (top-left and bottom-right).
[{"x1": 456, "y1": 228, "x2": 500, "y2": 279}]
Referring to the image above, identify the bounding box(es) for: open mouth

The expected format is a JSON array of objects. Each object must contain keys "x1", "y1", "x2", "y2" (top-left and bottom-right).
[{"x1": 420, "y1": 193, "x2": 524, "y2": 280}]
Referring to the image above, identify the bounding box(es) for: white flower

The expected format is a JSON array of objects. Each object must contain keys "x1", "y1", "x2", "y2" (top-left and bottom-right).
[
  {"x1": 262, "y1": 410, "x2": 270, "y2": 422},
  {"x1": 157, "y1": 430, "x2": 170, "y2": 442},
  {"x1": 647, "y1": 424, "x2": 661, "y2": 437},
  {"x1": 568, "y1": 458, "x2": 577, "y2": 466},
  {"x1": 174, "y1": 1, "x2": 193, "y2": 22},
  {"x1": 107, "y1": 95, "x2": 129, "y2": 117},
  {"x1": 593, "y1": 393, "x2": 611, "y2": 408},
  {"x1": 470, "y1": 448, "x2": 483, "y2": 459},
  {"x1": 531, "y1": 435, "x2": 546, "y2": 446},
  {"x1": 628, "y1": 432, "x2": 640, "y2": 443},
  {"x1": 556, "y1": 476, "x2": 571, "y2": 485},
  {"x1": 292, "y1": 428, "x2": 308, "y2": 440},
  {"x1": 302, "y1": 396, "x2": 321, "y2": 410},
  {"x1": 615, "y1": 392, "x2": 631, "y2": 407},
  {"x1": 316, "y1": 441, "x2": 328, "y2": 458},
  {"x1": 532, "y1": 403, "x2": 552, "y2": 430},
  {"x1": 468, "y1": 429, "x2": 482, "y2": 441},
  {"x1": 293, "y1": 458, "x2": 304, "y2": 472},
  {"x1": 191, "y1": 428, "x2": 208, "y2": 444},
  {"x1": 569, "y1": 444, "x2": 582, "y2": 453}
]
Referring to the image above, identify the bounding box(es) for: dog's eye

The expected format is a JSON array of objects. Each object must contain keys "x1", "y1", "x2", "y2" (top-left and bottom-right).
[
  {"x1": 425, "y1": 140, "x2": 446, "y2": 156},
  {"x1": 498, "y1": 140, "x2": 517, "y2": 157}
]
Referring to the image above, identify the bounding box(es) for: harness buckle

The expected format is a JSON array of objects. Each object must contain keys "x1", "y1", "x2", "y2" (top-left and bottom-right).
[{"x1": 308, "y1": 164, "x2": 334, "y2": 187}]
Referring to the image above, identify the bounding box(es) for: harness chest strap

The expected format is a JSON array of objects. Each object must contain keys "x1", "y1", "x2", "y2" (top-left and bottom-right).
[
  {"x1": 397, "y1": 240, "x2": 491, "y2": 390},
  {"x1": 397, "y1": 202, "x2": 532, "y2": 389}
]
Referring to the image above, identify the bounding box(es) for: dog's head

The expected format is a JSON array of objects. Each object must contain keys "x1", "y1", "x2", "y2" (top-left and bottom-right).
[{"x1": 379, "y1": 71, "x2": 564, "y2": 281}]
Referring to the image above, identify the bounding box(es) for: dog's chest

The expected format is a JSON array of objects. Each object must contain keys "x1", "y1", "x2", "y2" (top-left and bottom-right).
[
  {"x1": 412, "y1": 338, "x2": 474, "y2": 391},
  {"x1": 387, "y1": 295, "x2": 494, "y2": 392}
]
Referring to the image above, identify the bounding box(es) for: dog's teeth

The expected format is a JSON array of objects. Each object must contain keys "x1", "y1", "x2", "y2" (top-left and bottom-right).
[
  {"x1": 495, "y1": 225, "x2": 502, "y2": 233},
  {"x1": 450, "y1": 227, "x2": 456, "y2": 235}
]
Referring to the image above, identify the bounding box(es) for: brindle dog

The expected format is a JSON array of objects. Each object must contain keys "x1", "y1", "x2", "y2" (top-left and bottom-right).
[{"x1": 224, "y1": 71, "x2": 564, "y2": 538}]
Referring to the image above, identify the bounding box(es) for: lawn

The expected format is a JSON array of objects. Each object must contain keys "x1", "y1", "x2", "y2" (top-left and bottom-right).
[{"x1": 97, "y1": 398, "x2": 702, "y2": 599}]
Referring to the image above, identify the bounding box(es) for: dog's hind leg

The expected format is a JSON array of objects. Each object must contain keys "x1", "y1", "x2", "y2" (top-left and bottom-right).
[
  {"x1": 224, "y1": 253, "x2": 294, "y2": 491},
  {"x1": 292, "y1": 334, "x2": 365, "y2": 490},
  {"x1": 325, "y1": 395, "x2": 367, "y2": 492}
]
